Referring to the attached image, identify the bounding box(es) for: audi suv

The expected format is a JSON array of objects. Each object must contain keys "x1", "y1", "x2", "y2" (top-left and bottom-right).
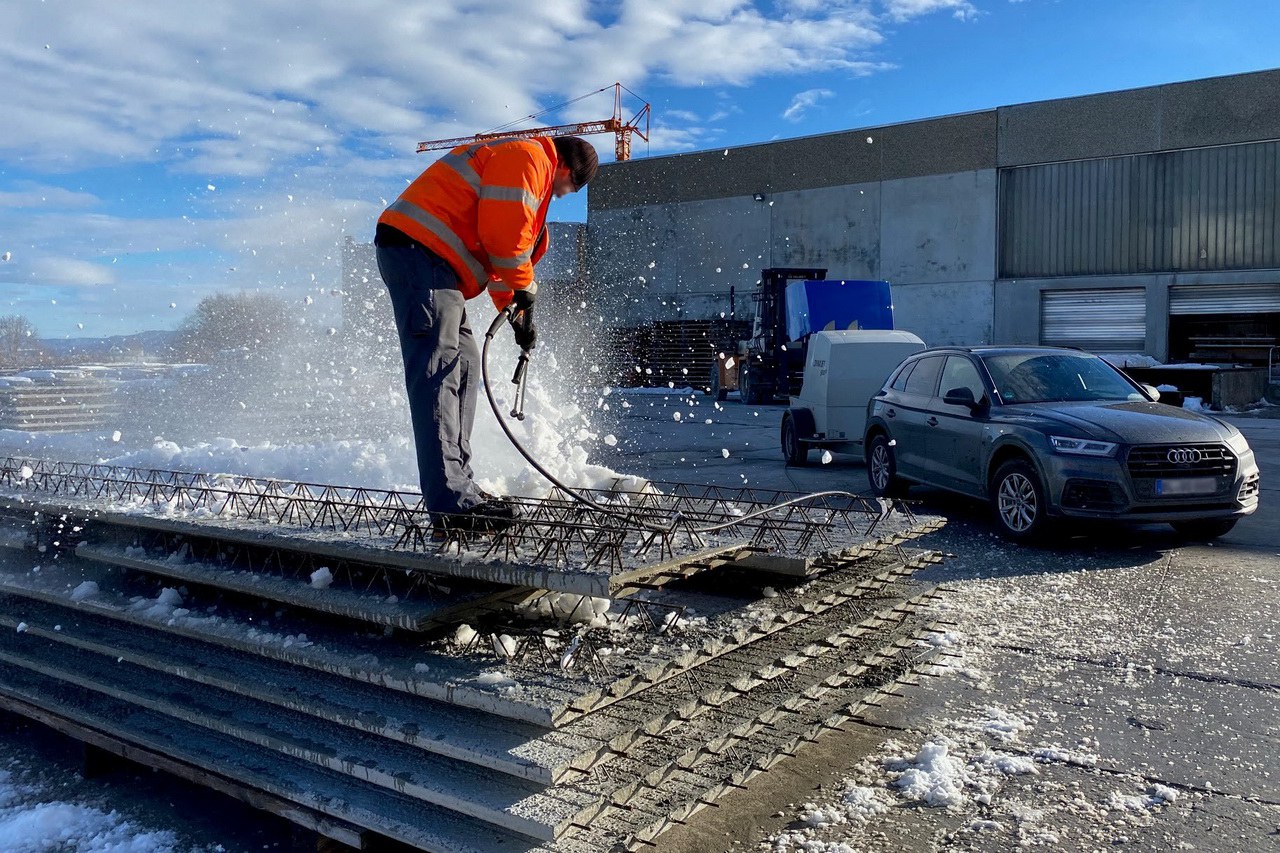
[{"x1": 863, "y1": 346, "x2": 1261, "y2": 540}]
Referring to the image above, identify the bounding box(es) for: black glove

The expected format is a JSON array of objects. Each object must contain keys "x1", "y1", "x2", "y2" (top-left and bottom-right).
[{"x1": 510, "y1": 289, "x2": 537, "y2": 351}]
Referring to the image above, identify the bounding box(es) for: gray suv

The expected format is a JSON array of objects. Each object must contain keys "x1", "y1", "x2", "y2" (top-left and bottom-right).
[{"x1": 863, "y1": 346, "x2": 1260, "y2": 540}]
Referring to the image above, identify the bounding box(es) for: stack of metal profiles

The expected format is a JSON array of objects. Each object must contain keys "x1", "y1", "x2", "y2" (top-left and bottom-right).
[
  {"x1": 0, "y1": 456, "x2": 950, "y2": 852},
  {"x1": 0, "y1": 375, "x2": 121, "y2": 432}
]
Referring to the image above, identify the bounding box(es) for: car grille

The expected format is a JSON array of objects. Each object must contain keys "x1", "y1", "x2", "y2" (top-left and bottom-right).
[{"x1": 1126, "y1": 443, "x2": 1236, "y2": 500}]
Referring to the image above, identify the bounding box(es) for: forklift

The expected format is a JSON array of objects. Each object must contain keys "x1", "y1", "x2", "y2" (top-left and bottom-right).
[{"x1": 711, "y1": 268, "x2": 894, "y2": 405}]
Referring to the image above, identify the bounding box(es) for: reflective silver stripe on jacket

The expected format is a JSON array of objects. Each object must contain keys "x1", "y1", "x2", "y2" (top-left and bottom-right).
[
  {"x1": 488, "y1": 246, "x2": 534, "y2": 269},
  {"x1": 385, "y1": 198, "x2": 486, "y2": 284},
  {"x1": 438, "y1": 150, "x2": 481, "y2": 192},
  {"x1": 487, "y1": 279, "x2": 538, "y2": 295},
  {"x1": 479, "y1": 184, "x2": 542, "y2": 213},
  {"x1": 438, "y1": 137, "x2": 527, "y2": 192}
]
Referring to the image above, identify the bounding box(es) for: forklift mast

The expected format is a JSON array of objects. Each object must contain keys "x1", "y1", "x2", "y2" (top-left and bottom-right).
[{"x1": 744, "y1": 267, "x2": 827, "y2": 402}]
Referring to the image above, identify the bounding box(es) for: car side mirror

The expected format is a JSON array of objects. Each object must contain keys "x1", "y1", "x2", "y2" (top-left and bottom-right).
[
  {"x1": 1142, "y1": 383, "x2": 1161, "y2": 402},
  {"x1": 943, "y1": 386, "x2": 982, "y2": 410}
]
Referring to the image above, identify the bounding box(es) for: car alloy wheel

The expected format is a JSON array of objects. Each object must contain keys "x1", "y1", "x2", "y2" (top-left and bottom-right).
[
  {"x1": 997, "y1": 471, "x2": 1038, "y2": 532},
  {"x1": 866, "y1": 434, "x2": 905, "y2": 497},
  {"x1": 870, "y1": 443, "x2": 892, "y2": 491}
]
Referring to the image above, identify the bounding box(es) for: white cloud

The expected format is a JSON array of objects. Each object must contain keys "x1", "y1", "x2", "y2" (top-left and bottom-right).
[
  {"x1": 0, "y1": 0, "x2": 978, "y2": 335},
  {"x1": 882, "y1": 0, "x2": 979, "y2": 22},
  {"x1": 782, "y1": 88, "x2": 836, "y2": 121},
  {"x1": 0, "y1": 184, "x2": 100, "y2": 209},
  {"x1": 30, "y1": 257, "x2": 117, "y2": 287}
]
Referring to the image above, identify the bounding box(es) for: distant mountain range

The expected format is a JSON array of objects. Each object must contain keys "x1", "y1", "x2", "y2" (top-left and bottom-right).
[{"x1": 39, "y1": 330, "x2": 182, "y2": 357}]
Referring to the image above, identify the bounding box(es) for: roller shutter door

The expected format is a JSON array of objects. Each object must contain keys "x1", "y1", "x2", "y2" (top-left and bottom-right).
[
  {"x1": 1040, "y1": 288, "x2": 1146, "y2": 351},
  {"x1": 1168, "y1": 283, "x2": 1280, "y2": 315}
]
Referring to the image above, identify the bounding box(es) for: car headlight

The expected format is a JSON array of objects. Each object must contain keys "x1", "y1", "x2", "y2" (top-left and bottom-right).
[
  {"x1": 1226, "y1": 431, "x2": 1251, "y2": 455},
  {"x1": 1049, "y1": 435, "x2": 1118, "y2": 457}
]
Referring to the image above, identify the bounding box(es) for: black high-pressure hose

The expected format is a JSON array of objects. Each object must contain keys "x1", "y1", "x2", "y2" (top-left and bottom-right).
[{"x1": 481, "y1": 308, "x2": 885, "y2": 536}]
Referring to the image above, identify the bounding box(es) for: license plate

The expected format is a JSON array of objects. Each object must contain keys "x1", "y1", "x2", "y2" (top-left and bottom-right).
[{"x1": 1156, "y1": 477, "x2": 1218, "y2": 496}]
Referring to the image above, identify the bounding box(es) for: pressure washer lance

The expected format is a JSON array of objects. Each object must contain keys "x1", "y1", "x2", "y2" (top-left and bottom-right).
[
  {"x1": 510, "y1": 350, "x2": 530, "y2": 421},
  {"x1": 481, "y1": 306, "x2": 891, "y2": 536}
]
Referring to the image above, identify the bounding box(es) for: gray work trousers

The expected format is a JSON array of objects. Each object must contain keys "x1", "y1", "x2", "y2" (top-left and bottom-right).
[{"x1": 375, "y1": 242, "x2": 483, "y2": 515}]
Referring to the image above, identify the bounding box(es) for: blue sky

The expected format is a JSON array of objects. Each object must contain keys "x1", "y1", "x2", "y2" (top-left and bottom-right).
[{"x1": 1, "y1": 0, "x2": 1277, "y2": 338}]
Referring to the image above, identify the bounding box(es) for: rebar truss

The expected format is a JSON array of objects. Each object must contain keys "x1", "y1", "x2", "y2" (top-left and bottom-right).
[{"x1": 0, "y1": 457, "x2": 915, "y2": 573}]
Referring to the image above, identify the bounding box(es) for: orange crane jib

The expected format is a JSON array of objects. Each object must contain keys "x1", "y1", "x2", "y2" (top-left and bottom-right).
[{"x1": 416, "y1": 83, "x2": 650, "y2": 162}]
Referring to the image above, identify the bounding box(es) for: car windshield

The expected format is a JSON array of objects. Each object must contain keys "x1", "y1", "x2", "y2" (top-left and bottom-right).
[{"x1": 980, "y1": 352, "x2": 1145, "y2": 404}]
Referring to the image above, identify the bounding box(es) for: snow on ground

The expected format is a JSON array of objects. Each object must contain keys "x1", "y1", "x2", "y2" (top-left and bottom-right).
[
  {"x1": 764, "y1": 561, "x2": 1224, "y2": 851},
  {"x1": 0, "y1": 761, "x2": 188, "y2": 853}
]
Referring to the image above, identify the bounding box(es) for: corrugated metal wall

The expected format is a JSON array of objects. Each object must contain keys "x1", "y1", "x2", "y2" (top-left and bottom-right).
[{"x1": 1000, "y1": 140, "x2": 1280, "y2": 277}]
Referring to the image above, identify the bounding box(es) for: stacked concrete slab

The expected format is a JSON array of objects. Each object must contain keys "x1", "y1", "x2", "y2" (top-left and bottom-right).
[{"x1": 0, "y1": 461, "x2": 947, "y2": 851}]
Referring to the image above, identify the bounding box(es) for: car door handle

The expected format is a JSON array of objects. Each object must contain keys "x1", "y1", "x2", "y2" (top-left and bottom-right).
[
  {"x1": 886, "y1": 408, "x2": 896, "y2": 418},
  {"x1": 926, "y1": 417, "x2": 939, "y2": 427}
]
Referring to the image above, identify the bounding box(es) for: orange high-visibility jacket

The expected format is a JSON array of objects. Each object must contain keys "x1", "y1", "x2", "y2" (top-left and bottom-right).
[{"x1": 378, "y1": 137, "x2": 555, "y2": 311}]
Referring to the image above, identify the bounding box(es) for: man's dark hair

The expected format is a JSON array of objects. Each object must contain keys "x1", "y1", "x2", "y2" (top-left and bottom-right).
[{"x1": 553, "y1": 136, "x2": 599, "y2": 188}]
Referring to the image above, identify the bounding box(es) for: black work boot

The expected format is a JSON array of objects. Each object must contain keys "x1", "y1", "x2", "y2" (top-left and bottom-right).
[{"x1": 432, "y1": 498, "x2": 517, "y2": 539}]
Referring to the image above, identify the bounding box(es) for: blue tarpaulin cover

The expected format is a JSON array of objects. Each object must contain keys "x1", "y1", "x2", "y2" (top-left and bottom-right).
[{"x1": 784, "y1": 280, "x2": 893, "y2": 342}]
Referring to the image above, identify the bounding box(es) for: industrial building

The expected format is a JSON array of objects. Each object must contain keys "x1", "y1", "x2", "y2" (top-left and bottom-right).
[
  {"x1": 586, "y1": 68, "x2": 1280, "y2": 393},
  {"x1": 343, "y1": 69, "x2": 1279, "y2": 397}
]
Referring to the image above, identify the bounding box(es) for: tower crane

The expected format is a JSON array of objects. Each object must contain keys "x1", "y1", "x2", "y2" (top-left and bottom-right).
[{"x1": 417, "y1": 82, "x2": 650, "y2": 161}]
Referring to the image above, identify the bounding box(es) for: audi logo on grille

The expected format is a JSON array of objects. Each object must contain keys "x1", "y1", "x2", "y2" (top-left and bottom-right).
[{"x1": 1167, "y1": 448, "x2": 1203, "y2": 464}]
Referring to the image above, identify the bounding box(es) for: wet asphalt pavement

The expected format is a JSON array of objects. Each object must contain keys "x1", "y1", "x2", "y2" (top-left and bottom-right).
[{"x1": 599, "y1": 397, "x2": 1279, "y2": 853}]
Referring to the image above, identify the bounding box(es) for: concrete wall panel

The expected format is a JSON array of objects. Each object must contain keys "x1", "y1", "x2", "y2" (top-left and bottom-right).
[
  {"x1": 1159, "y1": 69, "x2": 1280, "y2": 150},
  {"x1": 880, "y1": 170, "x2": 996, "y2": 285},
  {"x1": 893, "y1": 281, "x2": 994, "y2": 347},
  {"x1": 998, "y1": 87, "x2": 1161, "y2": 166},
  {"x1": 767, "y1": 183, "x2": 881, "y2": 278},
  {"x1": 587, "y1": 206, "x2": 682, "y2": 325},
  {"x1": 674, "y1": 197, "x2": 771, "y2": 321}
]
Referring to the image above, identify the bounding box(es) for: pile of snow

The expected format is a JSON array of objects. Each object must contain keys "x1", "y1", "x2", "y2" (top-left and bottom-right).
[
  {"x1": 473, "y1": 669, "x2": 517, "y2": 690},
  {"x1": 1101, "y1": 353, "x2": 1161, "y2": 369},
  {"x1": 139, "y1": 587, "x2": 187, "y2": 620},
  {"x1": 491, "y1": 633, "x2": 519, "y2": 659},
  {"x1": 1182, "y1": 396, "x2": 1210, "y2": 412},
  {"x1": 309, "y1": 566, "x2": 334, "y2": 589},
  {"x1": 1108, "y1": 784, "x2": 1179, "y2": 811},
  {"x1": 69, "y1": 581, "x2": 99, "y2": 601},
  {"x1": 452, "y1": 623, "x2": 478, "y2": 648},
  {"x1": 0, "y1": 768, "x2": 184, "y2": 853},
  {"x1": 518, "y1": 593, "x2": 611, "y2": 626},
  {"x1": 886, "y1": 738, "x2": 972, "y2": 807},
  {"x1": 797, "y1": 784, "x2": 889, "y2": 829}
]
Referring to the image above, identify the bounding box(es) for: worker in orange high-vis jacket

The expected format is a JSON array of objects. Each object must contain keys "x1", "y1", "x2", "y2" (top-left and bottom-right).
[{"x1": 375, "y1": 135, "x2": 598, "y2": 534}]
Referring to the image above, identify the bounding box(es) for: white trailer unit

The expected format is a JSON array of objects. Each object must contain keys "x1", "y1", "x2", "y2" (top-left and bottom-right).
[{"x1": 780, "y1": 330, "x2": 926, "y2": 465}]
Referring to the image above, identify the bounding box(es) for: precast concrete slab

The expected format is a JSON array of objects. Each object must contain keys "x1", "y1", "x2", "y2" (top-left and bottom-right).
[
  {"x1": 0, "y1": 540, "x2": 946, "y2": 848},
  {"x1": 551, "y1": 638, "x2": 943, "y2": 852},
  {"x1": 0, "y1": 560, "x2": 580, "y2": 727},
  {"x1": 0, "y1": 664, "x2": 550, "y2": 853},
  {"x1": 0, "y1": 600, "x2": 586, "y2": 785},
  {"x1": 76, "y1": 542, "x2": 511, "y2": 631},
  {"x1": 0, "y1": 629, "x2": 596, "y2": 842},
  {"x1": 0, "y1": 457, "x2": 964, "y2": 851},
  {"x1": 0, "y1": 494, "x2": 621, "y2": 598}
]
